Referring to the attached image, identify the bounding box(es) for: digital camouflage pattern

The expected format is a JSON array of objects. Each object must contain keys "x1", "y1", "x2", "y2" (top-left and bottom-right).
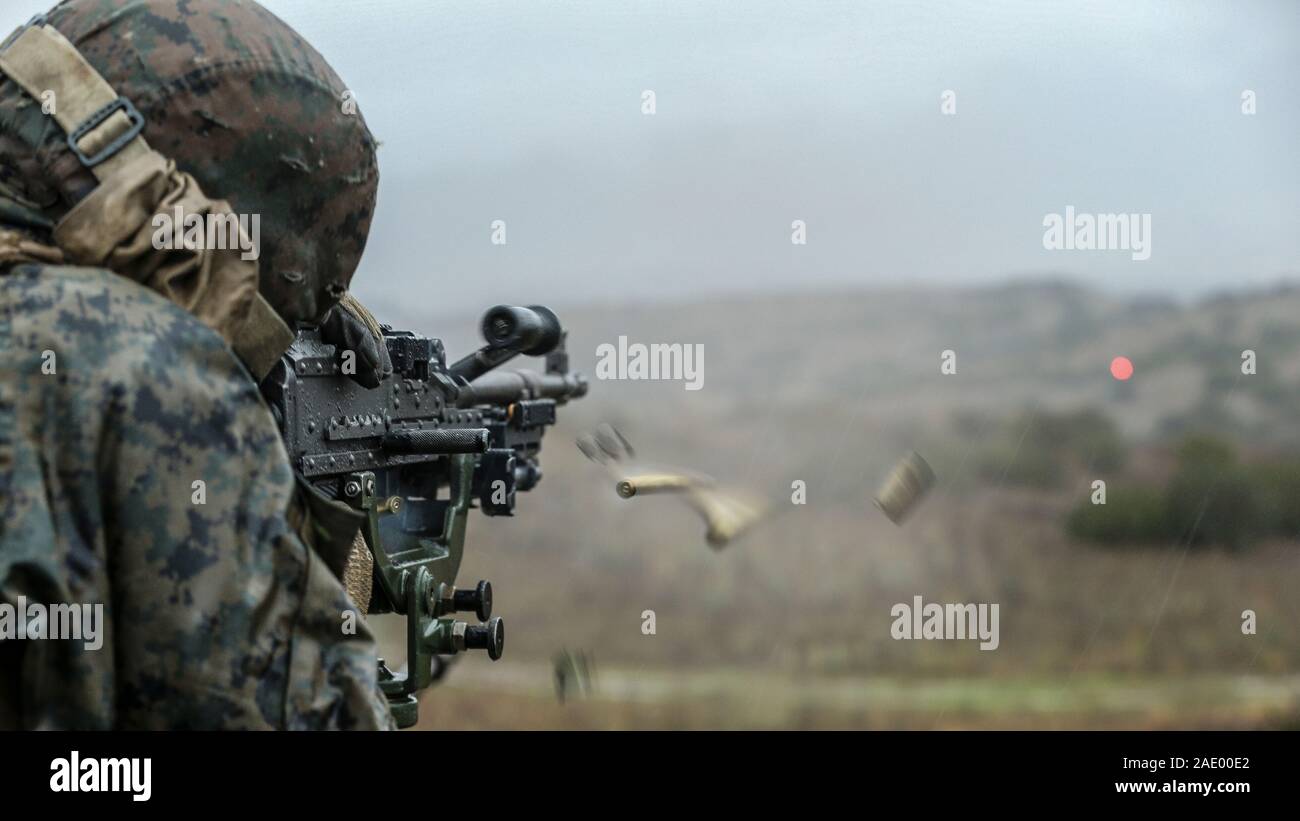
[
  {"x1": 0, "y1": 0, "x2": 380, "y2": 327},
  {"x1": 0, "y1": 0, "x2": 393, "y2": 728},
  {"x1": 0, "y1": 264, "x2": 394, "y2": 729}
]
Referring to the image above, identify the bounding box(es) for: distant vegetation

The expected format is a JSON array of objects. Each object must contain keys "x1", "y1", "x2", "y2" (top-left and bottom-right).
[
  {"x1": 953, "y1": 406, "x2": 1300, "y2": 550},
  {"x1": 946, "y1": 407, "x2": 1127, "y2": 489},
  {"x1": 1067, "y1": 434, "x2": 1300, "y2": 550}
]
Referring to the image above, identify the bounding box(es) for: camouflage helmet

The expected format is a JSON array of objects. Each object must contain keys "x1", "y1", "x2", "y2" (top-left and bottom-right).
[{"x1": 0, "y1": 0, "x2": 379, "y2": 327}]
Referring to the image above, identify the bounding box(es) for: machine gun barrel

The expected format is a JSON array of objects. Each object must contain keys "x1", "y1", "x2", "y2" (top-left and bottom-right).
[{"x1": 454, "y1": 370, "x2": 588, "y2": 407}]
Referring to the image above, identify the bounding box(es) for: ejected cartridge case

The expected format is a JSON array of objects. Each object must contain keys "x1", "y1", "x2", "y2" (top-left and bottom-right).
[
  {"x1": 615, "y1": 473, "x2": 698, "y2": 498},
  {"x1": 873, "y1": 452, "x2": 936, "y2": 524}
]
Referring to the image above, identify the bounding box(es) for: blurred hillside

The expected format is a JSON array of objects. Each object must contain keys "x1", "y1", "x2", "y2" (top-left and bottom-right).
[{"x1": 373, "y1": 279, "x2": 1300, "y2": 728}]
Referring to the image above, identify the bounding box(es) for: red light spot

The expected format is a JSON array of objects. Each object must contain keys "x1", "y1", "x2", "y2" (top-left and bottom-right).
[{"x1": 1110, "y1": 356, "x2": 1133, "y2": 381}]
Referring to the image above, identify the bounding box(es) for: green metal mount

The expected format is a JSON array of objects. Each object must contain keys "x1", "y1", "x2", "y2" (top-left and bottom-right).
[{"x1": 347, "y1": 455, "x2": 476, "y2": 728}]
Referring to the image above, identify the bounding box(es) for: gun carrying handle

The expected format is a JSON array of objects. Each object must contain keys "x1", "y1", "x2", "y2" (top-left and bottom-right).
[{"x1": 381, "y1": 428, "x2": 489, "y2": 455}]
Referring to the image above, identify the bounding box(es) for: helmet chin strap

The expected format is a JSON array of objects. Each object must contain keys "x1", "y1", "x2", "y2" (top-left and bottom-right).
[{"x1": 0, "y1": 17, "x2": 292, "y2": 379}]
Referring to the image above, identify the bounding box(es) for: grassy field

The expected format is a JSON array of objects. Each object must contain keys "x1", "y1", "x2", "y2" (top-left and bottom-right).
[{"x1": 410, "y1": 665, "x2": 1300, "y2": 730}]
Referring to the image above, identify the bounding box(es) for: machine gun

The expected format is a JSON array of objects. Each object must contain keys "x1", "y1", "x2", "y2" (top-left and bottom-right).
[{"x1": 260, "y1": 305, "x2": 587, "y2": 727}]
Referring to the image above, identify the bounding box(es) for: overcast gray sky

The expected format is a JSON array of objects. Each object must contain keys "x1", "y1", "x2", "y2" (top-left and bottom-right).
[{"x1": 5, "y1": 1, "x2": 1298, "y2": 316}]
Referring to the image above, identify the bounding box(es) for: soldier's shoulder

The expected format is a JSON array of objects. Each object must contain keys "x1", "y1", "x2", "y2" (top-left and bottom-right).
[{"x1": 2, "y1": 262, "x2": 248, "y2": 384}]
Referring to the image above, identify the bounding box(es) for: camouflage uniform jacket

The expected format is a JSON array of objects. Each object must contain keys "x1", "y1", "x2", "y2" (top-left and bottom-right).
[{"x1": 0, "y1": 263, "x2": 395, "y2": 730}]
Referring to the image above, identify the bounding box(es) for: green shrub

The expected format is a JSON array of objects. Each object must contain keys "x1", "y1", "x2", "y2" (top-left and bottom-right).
[
  {"x1": 1055, "y1": 408, "x2": 1126, "y2": 472},
  {"x1": 1162, "y1": 435, "x2": 1256, "y2": 550},
  {"x1": 1248, "y1": 460, "x2": 1300, "y2": 538},
  {"x1": 1175, "y1": 434, "x2": 1236, "y2": 468},
  {"x1": 1164, "y1": 464, "x2": 1258, "y2": 551},
  {"x1": 975, "y1": 407, "x2": 1126, "y2": 489},
  {"x1": 1066, "y1": 434, "x2": 1300, "y2": 550},
  {"x1": 976, "y1": 443, "x2": 1064, "y2": 489},
  {"x1": 1066, "y1": 485, "x2": 1169, "y2": 545}
]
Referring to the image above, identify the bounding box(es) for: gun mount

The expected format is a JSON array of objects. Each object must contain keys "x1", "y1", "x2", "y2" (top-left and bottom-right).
[{"x1": 261, "y1": 305, "x2": 587, "y2": 727}]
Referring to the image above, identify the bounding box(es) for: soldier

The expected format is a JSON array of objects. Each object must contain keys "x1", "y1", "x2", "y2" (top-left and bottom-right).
[{"x1": 0, "y1": 0, "x2": 394, "y2": 729}]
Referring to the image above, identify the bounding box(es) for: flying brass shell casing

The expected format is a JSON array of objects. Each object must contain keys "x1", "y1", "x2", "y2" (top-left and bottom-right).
[
  {"x1": 615, "y1": 473, "x2": 697, "y2": 498},
  {"x1": 873, "y1": 452, "x2": 936, "y2": 525}
]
